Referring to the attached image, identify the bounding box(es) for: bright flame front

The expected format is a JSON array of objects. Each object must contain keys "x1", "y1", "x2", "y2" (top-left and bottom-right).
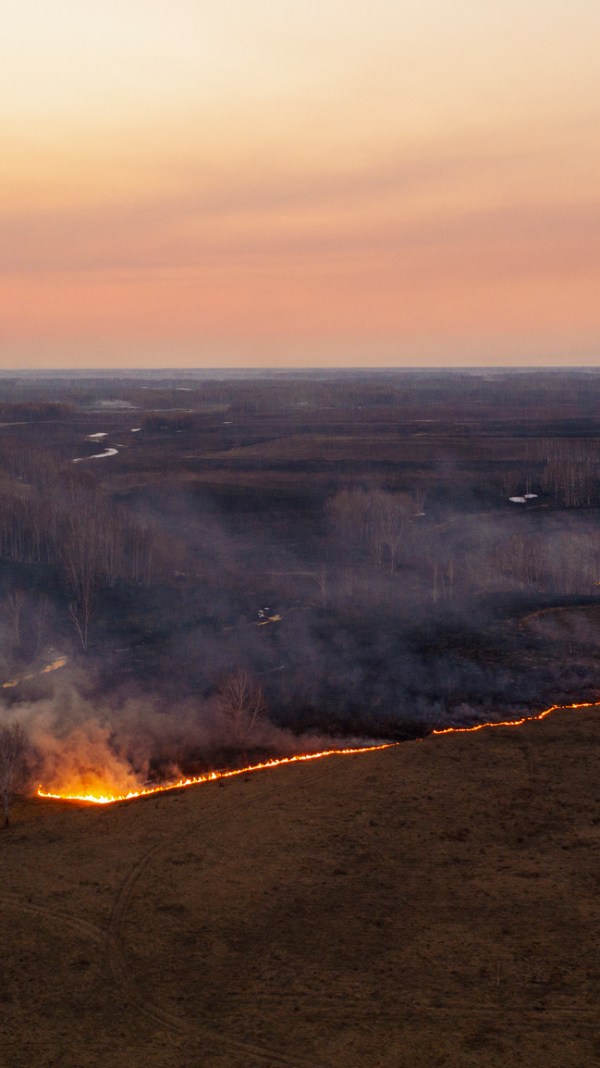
[
  {"x1": 37, "y1": 744, "x2": 396, "y2": 805},
  {"x1": 36, "y1": 698, "x2": 600, "y2": 807},
  {"x1": 430, "y1": 699, "x2": 600, "y2": 735}
]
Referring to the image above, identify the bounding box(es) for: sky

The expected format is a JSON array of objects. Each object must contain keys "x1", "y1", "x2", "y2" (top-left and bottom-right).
[{"x1": 2, "y1": 0, "x2": 599, "y2": 369}]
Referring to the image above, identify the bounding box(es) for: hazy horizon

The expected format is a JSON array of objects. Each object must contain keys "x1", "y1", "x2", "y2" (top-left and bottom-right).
[{"x1": 5, "y1": 363, "x2": 600, "y2": 376}]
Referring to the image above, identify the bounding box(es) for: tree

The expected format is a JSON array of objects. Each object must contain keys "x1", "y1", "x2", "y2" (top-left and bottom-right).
[
  {"x1": 0, "y1": 723, "x2": 26, "y2": 829},
  {"x1": 3, "y1": 589, "x2": 26, "y2": 648},
  {"x1": 367, "y1": 491, "x2": 411, "y2": 575},
  {"x1": 215, "y1": 671, "x2": 268, "y2": 750},
  {"x1": 327, "y1": 488, "x2": 412, "y2": 575}
]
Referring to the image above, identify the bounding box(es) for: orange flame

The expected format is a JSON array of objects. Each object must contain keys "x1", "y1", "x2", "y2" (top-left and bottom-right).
[
  {"x1": 2, "y1": 657, "x2": 68, "y2": 689},
  {"x1": 36, "y1": 698, "x2": 600, "y2": 807},
  {"x1": 36, "y1": 744, "x2": 396, "y2": 805},
  {"x1": 430, "y1": 699, "x2": 600, "y2": 735}
]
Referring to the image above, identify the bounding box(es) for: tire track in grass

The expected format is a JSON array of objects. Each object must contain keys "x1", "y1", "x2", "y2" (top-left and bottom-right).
[
  {"x1": 0, "y1": 890, "x2": 104, "y2": 945},
  {"x1": 104, "y1": 764, "x2": 334, "y2": 1068},
  {"x1": 107, "y1": 732, "x2": 599, "y2": 1064}
]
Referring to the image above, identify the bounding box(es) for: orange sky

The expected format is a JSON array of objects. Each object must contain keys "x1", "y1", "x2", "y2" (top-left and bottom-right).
[{"x1": 2, "y1": 0, "x2": 599, "y2": 368}]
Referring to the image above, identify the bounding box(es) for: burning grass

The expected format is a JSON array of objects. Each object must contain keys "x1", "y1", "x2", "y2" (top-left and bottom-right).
[
  {"x1": 5, "y1": 703, "x2": 600, "y2": 1068},
  {"x1": 35, "y1": 697, "x2": 600, "y2": 806},
  {"x1": 36, "y1": 743, "x2": 397, "y2": 805}
]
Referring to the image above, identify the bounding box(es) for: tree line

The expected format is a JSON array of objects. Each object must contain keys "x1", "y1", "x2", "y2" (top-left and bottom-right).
[{"x1": 0, "y1": 443, "x2": 157, "y2": 649}]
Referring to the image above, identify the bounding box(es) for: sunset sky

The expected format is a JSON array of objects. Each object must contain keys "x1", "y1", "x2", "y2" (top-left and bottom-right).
[{"x1": 2, "y1": 0, "x2": 599, "y2": 369}]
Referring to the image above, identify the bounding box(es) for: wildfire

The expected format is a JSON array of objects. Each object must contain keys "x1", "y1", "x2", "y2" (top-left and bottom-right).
[
  {"x1": 40, "y1": 657, "x2": 68, "y2": 675},
  {"x1": 2, "y1": 657, "x2": 68, "y2": 689},
  {"x1": 431, "y1": 699, "x2": 600, "y2": 735},
  {"x1": 36, "y1": 698, "x2": 600, "y2": 808},
  {"x1": 36, "y1": 743, "x2": 397, "y2": 805}
]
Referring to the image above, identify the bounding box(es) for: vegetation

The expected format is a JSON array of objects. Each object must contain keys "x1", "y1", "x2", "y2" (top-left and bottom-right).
[
  {"x1": 0, "y1": 722, "x2": 26, "y2": 828},
  {"x1": 214, "y1": 671, "x2": 268, "y2": 751},
  {"x1": 3, "y1": 369, "x2": 600, "y2": 737}
]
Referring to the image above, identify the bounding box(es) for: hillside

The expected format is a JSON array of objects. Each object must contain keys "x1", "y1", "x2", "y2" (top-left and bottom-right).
[{"x1": 2, "y1": 707, "x2": 599, "y2": 1067}]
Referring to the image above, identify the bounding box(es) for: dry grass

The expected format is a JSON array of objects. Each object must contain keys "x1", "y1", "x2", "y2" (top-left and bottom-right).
[{"x1": 2, "y1": 710, "x2": 600, "y2": 1067}]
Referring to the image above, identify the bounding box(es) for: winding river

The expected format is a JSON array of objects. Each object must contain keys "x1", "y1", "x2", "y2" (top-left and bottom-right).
[{"x1": 72, "y1": 428, "x2": 140, "y2": 463}]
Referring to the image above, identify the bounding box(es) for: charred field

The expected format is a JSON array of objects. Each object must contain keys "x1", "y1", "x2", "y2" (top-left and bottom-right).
[
  {"x1": 4, "y1": 369, "x2": 600, "y2": 740},
  {"x1": 1, "y1": 368, "x2": 600, "y2": 1065}
]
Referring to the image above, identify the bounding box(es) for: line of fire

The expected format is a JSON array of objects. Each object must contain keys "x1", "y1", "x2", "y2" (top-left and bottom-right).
[{"x1": 36, "y1": 699, "x2": 600, "y2": 806}]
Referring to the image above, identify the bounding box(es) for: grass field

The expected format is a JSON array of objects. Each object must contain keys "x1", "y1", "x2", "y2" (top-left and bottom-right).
[
  {"x1": 2, "y1": 372, "x2": 600, "y2": 1066},
  {"x1": 2, "y1": 706, "x2": 599, "y2": 1068}
]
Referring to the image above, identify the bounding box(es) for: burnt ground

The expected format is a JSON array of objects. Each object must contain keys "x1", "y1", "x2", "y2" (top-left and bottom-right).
[
  {"x1": 2, "y1": 705, "x2": 599, "y2": 1068},
  {"x1": 7, "y1": 372, "x2": 600, "y2": 735}
]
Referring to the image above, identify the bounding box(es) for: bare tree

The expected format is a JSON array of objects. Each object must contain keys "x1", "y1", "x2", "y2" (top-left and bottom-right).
[
  {"x1": 68, "y1": 595, "x2": 93, "y2": 652},
  {"x1": 215, "y1": 671, "x2": 268, "y2": 750},
  {"x1": 34, "y1": 594, "x2": 50, "y2": 654},
  {"x1": 539, "y1": 439, "x2": 600, "y2": 507},
  {"x1": 368, "y1": 491, "x2": 411, "y2": 575},
  {"x1": 0, "y1": 723, "x2": 26, "y2": 828},
  {"x1": 310, "y1": 565, "x2": 329, "y2": 608},
  {"x1": 327, "y1": 488, "x2": 412, "y2": 575},
  {"x1": 326, "y1": 488, "x2": 371, "y2": 568},
  {"x1": 3, "y1": 589, "x2": 26, "y2": 647}
]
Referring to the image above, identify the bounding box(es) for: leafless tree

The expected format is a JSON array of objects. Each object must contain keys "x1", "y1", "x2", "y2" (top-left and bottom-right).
[
  {"x1": 486, "y1": 533, "x2": 546, "y2": 592},
  {"x1": 68, "y1": 597, "x2": 92, "y2": 651},
  {"x1": 3, "y1": 589, "x2": 26, "y2": 647},
  {"x1": 367, "y1": 491, "x2": 411, "y2": 575},
  {"x1": 327, "y1": 488, "x2": 412, "y2": 575},
  {"x1": 538, "y1": 440, "x2": 600, "y2": 507},
  {"x1": 34, "y1": 594, "x2": 51, "y2": 653},
  {"x1": 327, "y1": 488, "x2": 370, "y2": 566},
  {"x1": 62, "y1": 492, "x2": 99, "y2": 649},
  {"x1": 215, "y1": 671, "x2": 268, "y2": 749},
  {"x1": 0, "y1": 723, "x2": 26, "y2": 828},
  {"x1": 310, "y1": 565, "x2": 329, "y2": 608}
]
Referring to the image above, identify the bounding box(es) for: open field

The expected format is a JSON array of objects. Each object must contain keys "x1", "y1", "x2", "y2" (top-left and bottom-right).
[{"x1": 2, "y1": 707, "x2": 600, "y2": 1068}]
